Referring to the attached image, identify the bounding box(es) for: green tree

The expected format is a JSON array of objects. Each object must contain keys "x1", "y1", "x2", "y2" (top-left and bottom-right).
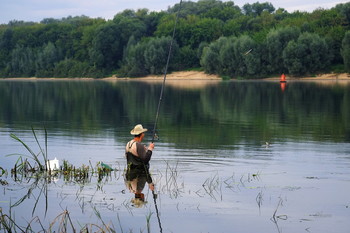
[
  {"x1": 335, "y1": 2, "x2": 350, "y2": 24},
  {"x1": 223, "y1": 15, "x2": 251, "y2": 36},
  {"x1": 201, "y1": 35, "x2": 261, "y2": 78},
  {"x1": 243, "y1": 2, "x2": 275, "y2": 16},
  {"x1": 113, "y1": 10, "x2": 147, "y2": 44},
  {"x1": 53, "y1": 58, "x2": 101, "y2": 78},
  {"x1": 265, "y1": 27, "x2": 300, "y2": 74},
  {"x1": 341, "y1": 31, "x2": 350, "y2": 72},
  {"x1": 200, "y1": 37, "x2": 227, "y2": 74},
  {"x1": 144, "y1": 36, "x2": 179, "y2": 74},
  {"x1": 283, "y1": 33, "x2": 329, "y2": 76},
  {"x1": 89, "y1": 22, "x2": 121, "y2": 70},
  {"x1": 118, "y1": 36, "x2": 148, "y2": 77},
  {"x1": 218, "y1": 37, "x2": 237, "y2": 76},
  {"x1": 36, "y1": 42, "x2": 62, "y2": 77},
  {"x1": 189, "y1": 17, "x2": 224, "y2": 48},
  {"x1": 119, "y1": 36, "x2": 178, "y2": 76},
  {"x1": 75, "y1": 19, "x2": 105, "y2": 61},
  {"x1": 8, "y1": 45, "x2": 36, "y2": 77},
  {"x1": 174, "y1": 45, "x2": 199, "y2": 70},
  {"x1": 232, "y1": 35, "x2": 261, "y2": 77},
  {"x1": 0, "y1": 28, "x2": 14, "y2": 71},
  {"x1": 156, "y1": 14, "x2": 223, "y2": 48}
]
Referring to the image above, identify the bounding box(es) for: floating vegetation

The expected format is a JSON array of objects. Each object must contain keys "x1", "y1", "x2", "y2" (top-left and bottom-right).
[
  {"x1": 7, "y1": 128, "x2": 115, "y2": 182},
  {"x1": 3, "y1": 128, "x2": 116, "y2": 218},
  {"x1": 0, "y1": 167, "x2": 5, "y2": 176},
  {"x1": 1, "y1": 128, "x2": 123, "y2": 232},
  {"x1": 0, "y1": 167, "x2": 7, "y2": 186}
]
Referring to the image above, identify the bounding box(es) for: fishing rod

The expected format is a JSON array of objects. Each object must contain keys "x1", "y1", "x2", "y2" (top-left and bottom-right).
[
  {"x1": 151, "y1": 0, "x2": 183, "y2": 143},
  {"x1": 152, "y1": 190, "x2": 163, "y2": 233},
  {"x1": 149, "y1": 1, "x2": 183, "y2": 233}
]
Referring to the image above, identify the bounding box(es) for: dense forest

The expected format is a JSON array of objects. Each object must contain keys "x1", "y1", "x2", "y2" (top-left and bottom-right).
[{"x1": 0, "y1": 0, "x2": 349, "y2": 79}]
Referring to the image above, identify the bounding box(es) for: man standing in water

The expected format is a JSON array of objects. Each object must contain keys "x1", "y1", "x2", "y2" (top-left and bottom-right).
[{"x1": 125, "y1": 124, "x2": 155, "y2": 200}]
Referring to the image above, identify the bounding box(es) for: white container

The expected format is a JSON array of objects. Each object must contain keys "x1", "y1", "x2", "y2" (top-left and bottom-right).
[{"x1": 47, "y1": 157, "x2": 60, "y2": 170}]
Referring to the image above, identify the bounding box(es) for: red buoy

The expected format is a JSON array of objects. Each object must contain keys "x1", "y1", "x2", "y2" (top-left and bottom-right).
[{"x1": 280, "y1": 73, "x2": 286, "y2": 83}]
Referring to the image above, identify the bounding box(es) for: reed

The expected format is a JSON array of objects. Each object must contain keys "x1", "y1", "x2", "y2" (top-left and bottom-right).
[
  {"x1": 202, "y1": 173, "x2": 222, "y2": 201},
  {"x1": 91, "y1": 205, "x2": 116, "y2": 233},
  {"x1": 1, "y1": 207, "x2": 123, "y2": 233},
  {"x1": 0, "y1": 167, "x2": 8, "y2": 186},
  {"x1": 270, "y1": 198, "x2": 288, "y2": 233},
  {"x1": 146, "y1": 211, "x2": 153, "y2": 233},
  {"x1": 256, "y1": 190, "x2": 263, "y2": 214},
  {"x1": 163, "y1": 160, "x2": 183, "y2": 198},
  {"x1": 0, "y1": 167, "x2": 5, "y2": 176},
  {"x1": 9, "y1": 127, "x2": 48, "y2": 172},
  {"x1": 5, "y1": 128, "x2": 115, "y2": 224}
]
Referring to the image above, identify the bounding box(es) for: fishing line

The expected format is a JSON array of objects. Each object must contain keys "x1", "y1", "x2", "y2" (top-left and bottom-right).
[{"x1": 151, "y1": 0, "x2": 183, "y2": 143}]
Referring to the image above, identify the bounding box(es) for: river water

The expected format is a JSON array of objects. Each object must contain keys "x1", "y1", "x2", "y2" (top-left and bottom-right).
[{"x1": 0, "y1": 79, "x2": 349, "y2": 232}]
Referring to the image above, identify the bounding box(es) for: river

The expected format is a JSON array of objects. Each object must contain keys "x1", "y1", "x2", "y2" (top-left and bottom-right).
[{"x1": 0, "y1": 79, "x2": 349, "y2": 232}]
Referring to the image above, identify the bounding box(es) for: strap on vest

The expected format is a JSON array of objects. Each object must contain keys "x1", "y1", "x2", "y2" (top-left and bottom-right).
[{"x1": 127, "y1": 140, "x2": 137, "y2": 152}]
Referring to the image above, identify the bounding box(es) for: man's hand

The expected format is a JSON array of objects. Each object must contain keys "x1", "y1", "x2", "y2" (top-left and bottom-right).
[{"x1": 148, "y1": 143, "x2": 155, "y2": 151}]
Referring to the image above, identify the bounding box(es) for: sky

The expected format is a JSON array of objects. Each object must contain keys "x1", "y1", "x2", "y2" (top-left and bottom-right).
[{"x1": 0, "y1": 0, "x2": 349, "y2": 24}]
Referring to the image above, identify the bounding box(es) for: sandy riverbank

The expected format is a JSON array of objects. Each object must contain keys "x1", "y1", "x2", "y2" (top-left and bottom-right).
[
  {"x1": 264, "y1": 72, "x2": 350, "y2": 81},
  {"x1": 103, "y1": 70, "x2": 221, "y2": 81},
  {"x1": 2, "y1": 71, "x2": 350, "y2": 81},
  {"x1": 103, "y1": 71, "x2": 350, "y2": 88},
  {"x1": 104, "y1": 71, "x2": 350, "y2": 81}
]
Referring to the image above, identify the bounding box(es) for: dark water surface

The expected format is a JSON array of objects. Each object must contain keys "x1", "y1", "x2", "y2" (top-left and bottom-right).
[{"x1": 0, "y1": 79, "x2": 350, "y2": 232}]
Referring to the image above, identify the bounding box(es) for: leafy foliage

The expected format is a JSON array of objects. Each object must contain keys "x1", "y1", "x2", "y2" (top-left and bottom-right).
[
  {"x1": 342, "y1": 31, "x2": 350, "y2": 72},
  {"x1": 119, "y1": 36, "x2": 179, "y2": 77},
  {"x1": 0, "y1": 1, "x2": 349, "y2": 79},
  {"x1": 283, "y1": 32, "x2": 329, "y2": 76}
]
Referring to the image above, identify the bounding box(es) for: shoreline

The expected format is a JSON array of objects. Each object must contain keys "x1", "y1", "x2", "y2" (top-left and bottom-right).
[{"x1": 1, "y1": 71, "x2": 349, "y2": 81}]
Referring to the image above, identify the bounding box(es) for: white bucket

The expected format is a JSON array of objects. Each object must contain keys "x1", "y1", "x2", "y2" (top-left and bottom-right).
[{"x1": 46, "y1": 157, "x2": 60, "y2": 170}]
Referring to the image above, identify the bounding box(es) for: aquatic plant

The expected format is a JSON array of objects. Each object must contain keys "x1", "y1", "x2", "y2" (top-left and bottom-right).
[
  {"x1": 0, "y1": 208, "x2": 22, "y2": 232},
  {"x1": 202, "y1": 173, "x2": 222, "y2": 201},
  {"x1": 0, "y1": 207, "x2": 120, "y2": 233},
  {"x1": 270, "y1": 198, "x2": 288, "y2": 233},
  {"x1": 256, "y1": 190, "x2": 264, "y2": 214},
  {"x1": 9, "y1": 127, "x2": 48, "y2": 172},
  {"x1": 0, "y1": 167, "x2": 8, "y2": 186}
]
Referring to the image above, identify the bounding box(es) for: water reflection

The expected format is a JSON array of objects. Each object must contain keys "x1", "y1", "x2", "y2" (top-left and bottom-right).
[
  {"x1": 124, "y1": 164, "x2": 163, "y2": 232},
  {"x1": 0, "y1": 80, "x2": 349, "y2": 145},
  {"x1": 125, "y1": 166, "x2": 153, "y2": 208}
]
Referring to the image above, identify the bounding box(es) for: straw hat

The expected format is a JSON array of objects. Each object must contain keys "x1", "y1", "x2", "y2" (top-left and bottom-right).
[{"x1": 130, "y1": 124, "x2": 148, "y2": 135}]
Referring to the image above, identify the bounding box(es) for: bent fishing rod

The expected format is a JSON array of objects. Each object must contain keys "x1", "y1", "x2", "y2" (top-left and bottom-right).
[{"x1": 151, "y1": 0, "x2": 183, "y2": 143}]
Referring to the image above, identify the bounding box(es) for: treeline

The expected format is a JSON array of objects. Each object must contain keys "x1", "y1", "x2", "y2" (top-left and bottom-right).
[{"x1": 0, "y1": 0, "x2": 349, "y2": 79}]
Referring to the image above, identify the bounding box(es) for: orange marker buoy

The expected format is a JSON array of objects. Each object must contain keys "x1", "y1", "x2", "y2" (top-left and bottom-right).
[{"x1": 280, "y1": 73, "x2": 286, "y2": 83}]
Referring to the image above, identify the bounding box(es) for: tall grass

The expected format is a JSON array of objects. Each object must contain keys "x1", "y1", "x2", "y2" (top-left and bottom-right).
[{"x1": 9, "y1": 127, "x2": 48, "y2": 172}]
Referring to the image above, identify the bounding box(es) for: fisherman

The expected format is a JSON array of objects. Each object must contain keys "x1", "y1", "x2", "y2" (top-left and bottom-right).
[{"x1": 125, "y1": 124, "x2": 155, "y2": 204}]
